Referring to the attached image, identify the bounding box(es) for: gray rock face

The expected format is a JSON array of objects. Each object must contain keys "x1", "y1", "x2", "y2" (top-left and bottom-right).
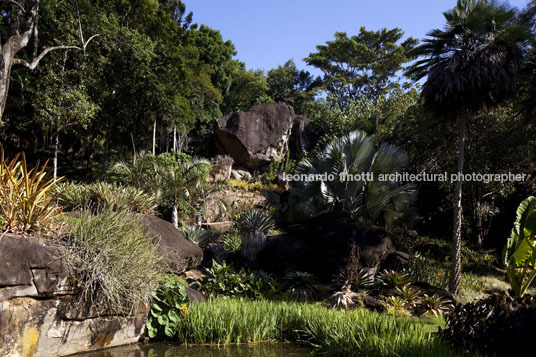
[
  {"x1": 140, "y1": 215, "x2": 203, "y2": 274},
  {"x1": 215, "y1": 103, "x2": 295, "y2": 169},
  {"x1": 0, "y1": 234, "x2": 147, "y2": 357},
  {"x1": 288, "y1": 115, "x2": 318, "y2": 160}
]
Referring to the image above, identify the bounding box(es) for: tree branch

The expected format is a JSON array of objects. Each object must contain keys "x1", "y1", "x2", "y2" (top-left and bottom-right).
[
  {"x1": 5, "y1": 0, "x2": 26, "y2": 14},
  {"x1": 13, "y1": 34, "x2": 100, "y2": 70}
]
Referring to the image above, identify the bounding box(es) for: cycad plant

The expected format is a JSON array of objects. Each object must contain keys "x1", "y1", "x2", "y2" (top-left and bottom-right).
[
  {"x1": 238, "y1": 210, "x2": 275, "y2": 264},
  {"x1": 290, "y1": 130, "x2": 417, "y2": 229}
]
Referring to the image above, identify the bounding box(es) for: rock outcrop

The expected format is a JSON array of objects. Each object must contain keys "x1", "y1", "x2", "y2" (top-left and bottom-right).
[
  {"x1": 257, "y1": 211, "x2": 400, "y2": 281},
  {"x1": 215, "y1": 103, "x2": 295, "y2": 169},
  {"x1": 288, "y1": 115, "x2": 318, "y2": 160},
  {"x1": 141, "y1": 215, "x2": 203, "y2": 273},
  {"x1": 0, "y1": 234, "x2": 147, "y2": 357}
]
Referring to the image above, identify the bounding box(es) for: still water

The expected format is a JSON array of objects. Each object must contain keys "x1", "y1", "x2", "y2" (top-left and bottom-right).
[{"x1": 75, "y1": 343, "x2": 313, "y2": 357}]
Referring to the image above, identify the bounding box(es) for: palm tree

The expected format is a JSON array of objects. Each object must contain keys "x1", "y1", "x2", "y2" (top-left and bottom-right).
[
  {"x1": 406, "y1": 0, "x2": 529, "y2": 293},
  {"x1": 290, "y1": 130, "x2": 417, "y2": 230}
]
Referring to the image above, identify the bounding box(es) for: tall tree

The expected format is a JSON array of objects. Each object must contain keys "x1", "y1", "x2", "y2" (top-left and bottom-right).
[
  {"x1": 305, "y1": 27, "x2": 417, "y2": 110},
  {"x1": 0, "y1": 0, "x2": 98, "y2": 120},
  {"x1": 406, "y1": 0, "x2": 529, "y2": 293}
]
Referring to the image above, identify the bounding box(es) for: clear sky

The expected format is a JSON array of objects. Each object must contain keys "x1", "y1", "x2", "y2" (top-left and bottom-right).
[{"x1": 187, "y1": 0, "x2": 530, "y2": 74}]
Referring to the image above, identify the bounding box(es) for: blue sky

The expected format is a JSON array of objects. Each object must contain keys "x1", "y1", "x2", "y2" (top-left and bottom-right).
[{"x1": 187, "y1": 0, "x2": 530, "y2": 74}]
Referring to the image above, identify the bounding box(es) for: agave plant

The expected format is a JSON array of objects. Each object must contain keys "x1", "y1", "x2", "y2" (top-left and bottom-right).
[
  {"x1": 332, "y1": 266, "x2": 373, "y2": 291},
  {"x1": 421, "y1": 294, "x2": 454, "y2": 317},
  {"x1": 377, "y1": 270, "x2": 410, "y2": 288},
  {"x1": 383, "y1": 296, "x2": 410, "y2": 316},
  {"x1": 289, "y1": 130, "x2": 417, "y2": 229},
  {"x1": 0, "y1": 147, "x2": 63, "y2": 233},
  {"x1": 283, "y1": 271, "x2": 319, "y2": 301},
  {"x1": 181, "y1": 225, "x2": 217, "y2": 247},
  {"x1": 395, "y1": 286, "x2": 421, "y2": 308},
  {"x1": 238, "y1": 210, "x2": 275, "y2": 264}
]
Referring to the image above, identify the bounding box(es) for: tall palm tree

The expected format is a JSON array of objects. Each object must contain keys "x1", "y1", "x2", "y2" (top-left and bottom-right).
[
  {"x1": 406, "y1": 0, "x2": 529, "y2": 293},
  {"x1": 290, "y1": 130, "x2": 417, "y2": 230}
]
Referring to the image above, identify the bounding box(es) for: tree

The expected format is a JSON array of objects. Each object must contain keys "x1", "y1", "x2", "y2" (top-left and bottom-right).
[
  {"x1": 266, "y1": 59, "x2": 319, "y2": 114},
  {"x1": 406, "y1": 0, "x2": 529, "y2": 293},
  {"x1": 0, "y1": 0, "x2": 98, "y2": 120},
  {"x1": 304, "y1": 27, "x2": 417, "y2": 110},
  {"x1": 290, "y1": 130, "x2": 417, "y2": 230}
]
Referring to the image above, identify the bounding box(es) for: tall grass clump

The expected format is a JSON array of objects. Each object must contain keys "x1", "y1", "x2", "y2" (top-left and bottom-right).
[
  {"x1": 62, "y1": 209, "x2": 163, "y2": 316},
  {"x1": 174, "y1": 298, "x2": 460, "y2": 356},
  {"x1": 58, "y1": 182, "x2": 157, "y2": 214}
]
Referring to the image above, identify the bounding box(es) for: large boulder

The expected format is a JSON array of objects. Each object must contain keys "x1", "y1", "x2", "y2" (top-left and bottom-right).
[
  {"x1": 257, "y1": 211, "x2": 397, "y2": 281},
  {"x1": 140, "y1": 215, "x2": 203, "y2": 273},
  {"x1": 0, "y1": 234, "x2": 147, "y2": 357},
  {"x1": 215, "y1": 103, "x2": 295, "y2": 169},
  {"x1": 288, "y1": 115, "x2": 319, "y2": 160}
]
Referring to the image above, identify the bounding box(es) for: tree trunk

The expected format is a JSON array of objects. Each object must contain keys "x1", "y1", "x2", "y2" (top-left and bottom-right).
[
  {"x1": 53, "y1": 130, "x2": 59, "y2": 179},
  {"x1": 0, "y1": 60, "x2": 14, "y2": 120},
  {"x1": 152, "y1": 118, "x2": 156, "y2": 155},
  {"x1": 173, "y1": 127, "x2": 177, "y2": 151},
  {"x1": 172, "y1": 205, "x2": 179, "y2": 228},
  {"x1": 241, "y1": 231, "x2": 266, "y2": 265},
  {"x1": 449, "y1": 113, "x2": 467, "y2": 294}
]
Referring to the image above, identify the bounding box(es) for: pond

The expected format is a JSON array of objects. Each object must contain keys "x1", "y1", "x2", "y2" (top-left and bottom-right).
[{"x1": 75, "y1": 343, "x2": 313, "y2": 356}]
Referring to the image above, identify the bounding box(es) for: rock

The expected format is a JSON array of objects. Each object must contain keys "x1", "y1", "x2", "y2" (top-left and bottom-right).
[
  {"x1": 380, "y1": 251, "x2": 410, "y2": 272},
  {"x1": 363, "y1": 295, "x2": 385, "y2": 311},
  {"x1": 0, "y1": 235, "x2": 148, "y2": 357},
  {"x1": 208, "y1": 155, "x2": 234, "y2": 182},
  {"x1": 257, "y1": 211, "x2": 396, "y2": 281},
  {"x1": 231, "y1": 168, "x2": 251, "y2": 181},
  {"x1": 288, "y1": 115, "x2": 319, "y2": 159},
  {"x1": 215, "y1": 103, "x2": 295, "y2": 169},
  {"x1": 185, "y1": 287, "x2": 206, "y2": 304},
  {"x1": 140, "y1": 215, "x2": 203, "y2": 274},
  {"x1": 202, "y1": 242, "x2": 228, "y2": 266}
]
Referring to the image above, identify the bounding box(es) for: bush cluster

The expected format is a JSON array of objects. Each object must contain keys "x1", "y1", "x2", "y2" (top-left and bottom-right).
[{"x1": 443, "y1": 293, "x2": 536, "y2": 356}]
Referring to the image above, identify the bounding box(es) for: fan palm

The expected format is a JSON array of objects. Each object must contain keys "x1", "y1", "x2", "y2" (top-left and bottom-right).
[
  {"x1": 406, "y1": 0, "x2": 530, "y2": 293},
  {"x1": 290, "y1": 130, "x2": 417, "y2": 229}
]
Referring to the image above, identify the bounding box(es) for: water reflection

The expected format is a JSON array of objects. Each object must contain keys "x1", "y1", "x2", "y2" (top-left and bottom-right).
[{"x1": 76, "y1": 343, "x2": 313, "y2": 357}]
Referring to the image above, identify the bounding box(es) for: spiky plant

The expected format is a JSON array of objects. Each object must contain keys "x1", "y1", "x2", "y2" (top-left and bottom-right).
[
  {"x1": 283, "y1": 271, "x2": 319, "y2": 301},
  {"x1": 289, "y1": 130, "x2": 417, "y2": 229},
  {"x1": 238, "y1": 210, "x2": 275, "y2": 264},
  {"x1": 181, "y1": 225, "x2": 218, "y2": 247},
  {"x1": 377, "y1": 270, "x2": 410, "y2": 288},
  {"x1": 0, "y1": 147, "x2": 63, "y2": 233},
  {"x1": 395, "y1": 286, "x2": 422, "y2": 308},
  {"x1": 332, "y1": 267, "x2": 373, "y2": 291},
  {"x1": 383, "y1": 296, "x2": 410, "y2": 316},
  {"x1": 421, "y1": 294, "x2": 454, "y2": 317},
  {"x1": 220, "y1": 231, "x2": 242, "y2": 252}
]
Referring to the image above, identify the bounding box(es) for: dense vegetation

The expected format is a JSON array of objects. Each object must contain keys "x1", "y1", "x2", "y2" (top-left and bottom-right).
[{"x1": 1, "y1": 0, "x2": 536, "y2": 356}]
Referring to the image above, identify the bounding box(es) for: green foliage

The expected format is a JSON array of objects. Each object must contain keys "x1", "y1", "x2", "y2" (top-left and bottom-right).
[
  {"x1": 200, "y1": 261, "x2": 278, "y2": 299},
  {"x1": 282, "y1": 271, "x2": 319, "y2": 301},
  {"x1": 58, "y1": 182, "x2": 157, "y2": 214},
  {"x1": 147, "y1": 275, "x2": 190, "y2": 339},
  {"x1": 305, "y1": 27, "x2": 417, "y2": 110},
  {"x1": 238, "y1": 210, "x2": 275, "y2": 233},
  {"x1": 383, "y1": 296, "x2": 411, "y2": 316},
  {"x1": 332, "y1": 267, "x2": 373, "y2": 291},
  {"x1": 62, "y1": 209, "x2": 163, "y2": 316},
  {"x1": 220, "y1": 231, "x2": 242, "y2": 252},
  {"x1": 263, "y1": 152, "x2": 296, "y2": 183},
  {"x1": 395, "y1": 286, "x2": 422, "y2": 308},
  {"x1": 0, "y1": 148, "x2": 63, "y2": 233},
  {"x1": 181, "y1": 225, "x2": 217, "y2": 247},
  {"x1": 174, "y1": 298, "x2": 460, "y2": 356},
  {"x1": 503, "y1": 196, "x2": 536, "y2": 296},
  {"x1": 377, "y1": 270, "x2": 411, "y2": 288},
  {"x1": 443, "y1": 294, "x2": 536, "y2": 356},
  {"x1": 290, "y1": 130, "x2": 417, "y2": 229},
  {"x1": 420, "y1": 294, "x2": 454, "y2": 317}
]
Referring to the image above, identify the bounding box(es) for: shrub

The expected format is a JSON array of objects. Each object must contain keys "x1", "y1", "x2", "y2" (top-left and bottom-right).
[
  {"x1": 199, "y1": 260, "x2": 278, "y2": 299},
  {"x1": 147, "y1": 274, "x2": 190, "y2": 339},
  {"x1": 443, "y1": 294, "x2": 536, "y2": 356},
  {"x1": 58, "y1": 182, "x2": 157, "y2": 214},
  {"x1": 377, "y1": 270, "x2": 411, "y2": 288},
  {"x1": 0, "y1": 148, "x2": 63, "y2": 233},
  {"x1": 62, "y1": 209, "x2": 163, "y2": 316}
]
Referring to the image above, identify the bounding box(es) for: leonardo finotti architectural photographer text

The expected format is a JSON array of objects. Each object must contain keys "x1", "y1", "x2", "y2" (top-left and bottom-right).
[{"x1": 280, "y1": 172, "x2": 527, "y2": 184}]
